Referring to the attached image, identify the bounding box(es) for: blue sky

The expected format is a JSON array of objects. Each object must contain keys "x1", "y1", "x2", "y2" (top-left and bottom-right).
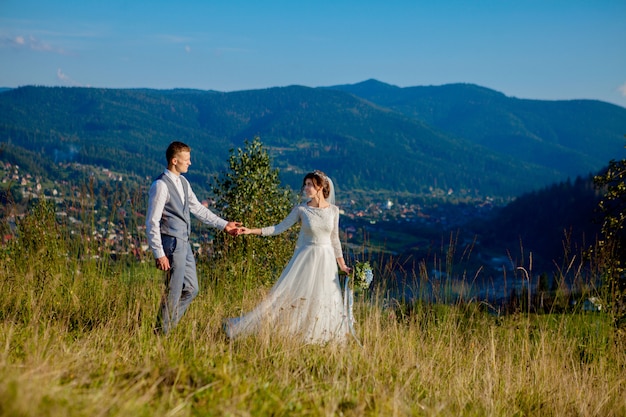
[{"x1": 1, "y1": 0, "x2": 625, "y2": 107}]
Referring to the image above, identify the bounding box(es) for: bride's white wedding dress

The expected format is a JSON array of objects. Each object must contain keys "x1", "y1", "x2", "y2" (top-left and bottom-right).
[{"x1": 225, "y1": 203, "x2": 349, "y2": 344}]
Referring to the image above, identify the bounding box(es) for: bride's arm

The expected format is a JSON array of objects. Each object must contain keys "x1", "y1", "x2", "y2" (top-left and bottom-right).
[
  {"x1": 331, "y1": 206, "x2": 351, "y2": 274},
  {"x1": 238, "y1": 205, "x2": 300, "y2": 236},
  {"x1": 237, "y1": 227, "x2": 262, "y2": 235}
]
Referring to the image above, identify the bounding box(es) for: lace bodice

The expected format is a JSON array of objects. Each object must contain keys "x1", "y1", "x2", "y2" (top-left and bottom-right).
[{"x1": 261, "y1": 203, "x2": 343, "y2": 259}]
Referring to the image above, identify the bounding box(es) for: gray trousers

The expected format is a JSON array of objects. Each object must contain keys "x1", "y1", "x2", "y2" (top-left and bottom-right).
[{"x1": 158, "y1": 235, "x2": 199, "y2": 334}]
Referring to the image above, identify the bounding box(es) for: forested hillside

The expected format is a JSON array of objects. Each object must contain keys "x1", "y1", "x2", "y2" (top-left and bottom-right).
[
  {"x1": 330, "y1": 79, "x2": 626, "y2": 181},
  {"x1": 471, "y1": 175, "x2": 603, "y2": 271},
  {"x1": 2, "y1": 82, "x2": 624, "y2": 200}
]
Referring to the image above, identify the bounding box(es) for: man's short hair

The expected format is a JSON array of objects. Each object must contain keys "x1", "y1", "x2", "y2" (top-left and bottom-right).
[{"x1": 166, "y1": 141, "x2": 191, "y2": 163}]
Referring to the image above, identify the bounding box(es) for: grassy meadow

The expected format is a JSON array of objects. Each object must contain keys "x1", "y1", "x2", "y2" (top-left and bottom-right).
[{"x1": 1, "y1": 203, "x2": 625, "y2": 417}]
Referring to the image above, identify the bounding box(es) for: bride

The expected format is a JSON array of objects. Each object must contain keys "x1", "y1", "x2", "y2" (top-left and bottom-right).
[{"x1": 224, "y1": 170, "x2": 352, "y2": 344}]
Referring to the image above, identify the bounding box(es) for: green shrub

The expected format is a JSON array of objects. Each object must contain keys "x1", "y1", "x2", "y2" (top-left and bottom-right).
[{"x1": 211, "y1": 137, "x2": 297, "y2": 288}]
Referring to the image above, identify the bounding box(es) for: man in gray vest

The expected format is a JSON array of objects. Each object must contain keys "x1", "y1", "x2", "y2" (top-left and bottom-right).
[{"x1": 146, "y1": 141, "x2": 241, "y2": 334}]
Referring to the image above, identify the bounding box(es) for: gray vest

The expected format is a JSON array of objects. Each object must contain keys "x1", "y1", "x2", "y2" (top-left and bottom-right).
[{"x1": 157, "y1": 173, "x2": 191, "y2": 241}]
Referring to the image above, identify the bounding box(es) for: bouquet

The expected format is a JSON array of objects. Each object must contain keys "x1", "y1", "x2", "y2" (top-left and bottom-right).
[{"x1": 352, "y1": 261, "x2": 374, "y2": 292}]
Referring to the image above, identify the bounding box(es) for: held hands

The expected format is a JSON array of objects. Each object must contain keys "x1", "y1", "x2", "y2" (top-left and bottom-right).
[
  {"x1": 224, "y1": 221, "x2": 243, "y2": 236},
  {"x1": 224, "y1": 222, "x2": 256, "y2": 236}
]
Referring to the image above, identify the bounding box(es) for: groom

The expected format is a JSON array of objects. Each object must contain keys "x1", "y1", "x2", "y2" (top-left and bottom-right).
[{"x1": 146, "y1": 141, "x2": 241, "y2": 334}]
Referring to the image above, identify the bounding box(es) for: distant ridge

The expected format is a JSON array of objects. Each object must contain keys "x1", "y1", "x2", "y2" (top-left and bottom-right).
[
  {"x1": 1, "y1": 81, "x2": 625, "y2": 199},
  {"x1": 328, "y1": 80, "x2": 626, "y2": 179}
]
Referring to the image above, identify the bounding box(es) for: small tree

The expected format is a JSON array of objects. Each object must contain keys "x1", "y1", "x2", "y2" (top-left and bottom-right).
[
  {"x1": 593, "y1": 154, "x2": 626, "y2": 330},
  {"x1": 211, "y1": 137, "x2": 297, "y2": 287}
]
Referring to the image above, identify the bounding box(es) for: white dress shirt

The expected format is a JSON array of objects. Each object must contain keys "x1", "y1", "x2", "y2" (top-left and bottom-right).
[{"x1": 146, "y1": 169, "x2": 228, "y2": 259}]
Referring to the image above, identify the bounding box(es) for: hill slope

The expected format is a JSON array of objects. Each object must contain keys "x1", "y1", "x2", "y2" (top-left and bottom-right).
[
  {"x1": 329, "y1": 79, "x2": 626, "y2": 180},
  {"x1": 1, "y1": 82, "x2": 624, "y2": 199}
]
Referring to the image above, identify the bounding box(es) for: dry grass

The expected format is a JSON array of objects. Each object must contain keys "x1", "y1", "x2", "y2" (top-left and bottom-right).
[
  {"x1": 1, "y1": 203, "x2": 624, "y2": 416},
  {"x1": 1, "y1": 258, "x2": 624, "y2": 416}
]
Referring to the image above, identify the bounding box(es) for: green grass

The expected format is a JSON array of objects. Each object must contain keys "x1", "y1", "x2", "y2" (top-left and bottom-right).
[{"x1": 1, "y1": 204, "x2": 625, "y2": 416}]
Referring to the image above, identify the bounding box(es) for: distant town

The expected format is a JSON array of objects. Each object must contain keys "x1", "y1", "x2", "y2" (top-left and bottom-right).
[
  {"x1": 2, "y1": 160, "x2": 513, "y2": 278},
  {"x1": 2, "y1": 161, "x2": 501, "y2": 254}
]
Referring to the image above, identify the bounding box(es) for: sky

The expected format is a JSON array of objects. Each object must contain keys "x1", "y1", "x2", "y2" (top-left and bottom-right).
[{"x1": 1, "y1": 0, "x2": 625, "y2": 107}]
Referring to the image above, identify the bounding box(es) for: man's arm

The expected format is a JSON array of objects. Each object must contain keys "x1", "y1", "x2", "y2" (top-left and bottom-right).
[
  {"x1": 146, "y1": 180, "x2": 170, "y2": 269},
  {"x1": 187, "y1": 182, "x2": 240, "y2": 235}
]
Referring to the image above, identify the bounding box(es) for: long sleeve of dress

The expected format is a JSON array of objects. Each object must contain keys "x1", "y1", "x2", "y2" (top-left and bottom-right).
[
  {"x1": 261, "y1": 206, "x2": 301, "y2": 236},
  {"x1": 330, "y1": 205, "x2": 343, "y2": 259}
]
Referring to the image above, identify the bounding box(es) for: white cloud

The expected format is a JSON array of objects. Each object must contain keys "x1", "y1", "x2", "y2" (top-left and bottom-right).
[
  {"x1": 185, "y1": 45, "x2": 191, "y2": 53},
  {"x1": 56, "y1": 68, "x2": 69, "y2": 81},
  {"x1": 2, "y1": 34, "x2": 69, "y2": 55},
  {"x1": 619, "y1": 83, "x2": 626, "y2": 97},
  {"x1": 28, "y1": 35, "x2": 52, "y2": 52},
  {"x1": 57, "y1": 68, "x2": 79, "y2": 86},
  {"x1": 157, "y1": 34, "x2": 194, "y2": 44}
]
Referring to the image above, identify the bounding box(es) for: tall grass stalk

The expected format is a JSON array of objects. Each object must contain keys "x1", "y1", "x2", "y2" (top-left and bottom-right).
[{"x1": 1, "y1": 203, "x2": 625, "y2": 416}]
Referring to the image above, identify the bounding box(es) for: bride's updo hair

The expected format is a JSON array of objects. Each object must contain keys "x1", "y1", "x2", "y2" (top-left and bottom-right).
[{"x1": 303, "y1": 170, "x2": 331, "y2": 198}]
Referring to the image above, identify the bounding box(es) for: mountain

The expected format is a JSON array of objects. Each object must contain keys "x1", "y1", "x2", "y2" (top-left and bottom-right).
[
  {"x1": 329, "y1": 79, "x2": 626, "y2": 181},
  {"x1": 1, "y1": 82, "x2": 625, "y2": 200}
]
